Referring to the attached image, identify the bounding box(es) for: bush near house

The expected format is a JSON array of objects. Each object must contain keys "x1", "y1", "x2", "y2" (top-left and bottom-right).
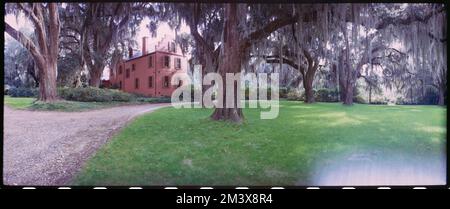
[
  {"x1": 58, "y1": 87, "x2": 135, "y2": 102},
  {"x1": 8, "y1": 87, "x2": 38, "y2": 98},
  {"x1": 135, "y1": 97, "x2": 172, "y2": 103}
]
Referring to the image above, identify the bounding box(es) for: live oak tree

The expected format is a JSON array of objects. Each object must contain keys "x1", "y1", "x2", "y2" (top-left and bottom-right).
[
  {"x1": 325, "y1": 4, "x2": 445, "y2": 105},
  {"x1": 161, "y1": 3, "x2": 223, "y2": 104},
  {"x1": 61, "y1": 3, "x2": 150, "y2": 87},
  {"x1": 162, "y1": 3, "x2": 299, "y2": 122},
  {"x1": 5, "y1": 3, "x2": 60, "y2": 102},
  {"x1": 210, "y1": 4, "x2": 301, "y2": 122}
]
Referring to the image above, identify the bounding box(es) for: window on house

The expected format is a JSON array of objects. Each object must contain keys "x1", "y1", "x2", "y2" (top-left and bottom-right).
[
  {"x1": 132, "y1": 64, "x2": 135, "y2": 71},
  {"x1": 119, "y1": 81, "x2": 122, "y2": 89},
  {"x1": 135, "y1": 78, "x2": 139, "y2": 89},
  {"x1": 126, "y1": 68, "x2": 130, "y2": 78},
  {"x1": 148, "y1": 76, "x2": 153, "y2": 88},
  {"x1": 164, "y1": 56, "x2": 170, "y2": 68},
  {"x1": 163, "y1": 76, "x2": 169, "y2": 88},
  {"x1": 171, "y1": 42, "x2": 176, "y2": 53},
  {"x1": 175, "y1": 58, "x2": 181, "y2": 69},
  {"x1": 148, "y1": 56, "x2": 153, "y2": 68},
  {"x1": 119, "y1": 66, "x2": 122, "y2": 74}
]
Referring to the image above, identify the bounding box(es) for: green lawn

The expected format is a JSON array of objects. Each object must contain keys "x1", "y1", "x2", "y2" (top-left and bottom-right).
[
  {"x1": 74, "y1": 101, "x2": 446, "y2": 186},
  {"x1": 4, "y1": 96, "x2": 161, "y2": 112},
  {"x1": 4, "y1": 96, "x2": 36, "y2": 109},
  {"x1": 4, "y1": 96, "x2": 126, "y2": 111}
]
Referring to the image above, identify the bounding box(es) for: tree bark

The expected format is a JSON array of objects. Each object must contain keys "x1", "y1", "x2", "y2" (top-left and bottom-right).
[
  {"x1": 210, "y1": 4, "x2": 244, "y2": 123},
  {"x1": 39, "y1": 62, "x2": 58, "y2": 101},
  {"x1": 89, "y1": 68, "x2": 103, "y2": 87},
  {"x1": 343, "y1": 83, "x2": 354, "y2": 105},
  {"x1": 304, "y1": 81, "x2": 315, "y2": 103},
  {"x1": 438, "y1": 89, "x2": 444, "y2": 106},
  {"x1": 301, "y1": 49, "x2": 318, "y2": 104}
]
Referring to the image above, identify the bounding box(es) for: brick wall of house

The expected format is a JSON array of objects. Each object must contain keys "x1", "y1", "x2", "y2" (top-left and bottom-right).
[{"x1": 110, "y1": 36, "x2": 188, "y2": 97}]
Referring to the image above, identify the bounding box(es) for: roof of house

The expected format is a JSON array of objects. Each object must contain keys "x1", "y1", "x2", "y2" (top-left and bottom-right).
[{"x1": 125, "y1": 50, "x2": 185, "y2": 63}]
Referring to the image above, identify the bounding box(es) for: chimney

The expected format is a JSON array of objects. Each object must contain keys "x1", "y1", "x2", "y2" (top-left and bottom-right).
[
  {"x1": 142, "y1": 36, "x2": 148, "y2": 55},
  {"x1": 128, "y1": 47, "x2": 133, "y2": 58}
]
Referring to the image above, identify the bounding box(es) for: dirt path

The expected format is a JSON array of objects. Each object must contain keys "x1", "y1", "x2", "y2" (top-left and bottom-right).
[{"x1": 3, "y1": 103, "x2": 170, "y2": 186}]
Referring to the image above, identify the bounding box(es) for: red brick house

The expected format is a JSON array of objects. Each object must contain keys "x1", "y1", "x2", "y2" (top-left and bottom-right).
[{"x1": 109, "y1": 35, "x2": 187, "y2": 97}]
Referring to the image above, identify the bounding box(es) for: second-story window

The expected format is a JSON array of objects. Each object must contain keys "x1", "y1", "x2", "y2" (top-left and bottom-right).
[
  {"x1": 171, "y1": 42, "x2": 176, "y2": 53},
  {"x1": 168, "y1": 42, "x2": 176, "y2": 53},
  {"x1": 132, "y1": 64, "x2": 136, "y2": 71},
  {"x1": 164, "y1": 56, "x2": 170, "y2": 68},
  {"x1": 119, "y1": 66, "x2": 122, "y2": 74},
  {"x1": 126, "y1": 68, "x2": 130, "y2": 78},
  {"x1": 148, "y1": 56, "x2": 153, "y2": 68},
  {"x1": 175, "y1": 58, "x2": 181, "y2": 69}
]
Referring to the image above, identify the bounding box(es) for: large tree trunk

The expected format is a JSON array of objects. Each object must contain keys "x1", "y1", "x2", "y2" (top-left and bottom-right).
[
  {"x1": 303, "y1": 77, "x2": 315, "y2": 103},
  {"x1": 343, "y1": 83, "x2": 354, "y2": 105},
  {"x1": 438, "y1": 84, "x2": 445, "y2": 106},
  {"x1": 337, "y1": 52, "x2": 347, "y2": 102},
  {"x1": 39, "y1": 62, "x2": 58, "y2": 101},
  {"x1": 4, "y1": 3, "x2": 60, "y2": 102},
  {"x1": 210, "y1": 4, "x2": 244, "y2": 123},
  {"x1": 343, "y1": 68, "x2": 356, "y2": 105},
  {"x1": 438, "y1": 90, "x2": 444, "y2": 106},
  {"x1": 200, "y1": 51, "x2": 217, "y2": 106},
  {"x1": 89, "y1": 67, "x2": 103, "y2": 87}
]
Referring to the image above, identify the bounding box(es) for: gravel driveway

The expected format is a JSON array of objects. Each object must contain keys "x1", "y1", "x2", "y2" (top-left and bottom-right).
[{"x1": 3, "y1": 103, "x2": 170, "y2": 186}]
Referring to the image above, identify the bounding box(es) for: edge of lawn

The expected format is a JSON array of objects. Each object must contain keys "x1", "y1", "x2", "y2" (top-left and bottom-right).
[{"x1": 4, "y1": 96, "x2": 170, "y2": 112}]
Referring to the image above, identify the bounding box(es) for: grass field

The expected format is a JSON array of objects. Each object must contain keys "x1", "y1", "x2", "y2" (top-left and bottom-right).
[
  {"x1": 4, "y1": 96, "x2": 167, "y2": 112},
  {"x1": 4, "y1": 96, "x2": 36, "y2": 109},
  {"x1": 4, "y1": 96, "x2": 125, "y2": 111},
  {"x1": 73, "y1": 101, "x2": 446, "y2": 186}
]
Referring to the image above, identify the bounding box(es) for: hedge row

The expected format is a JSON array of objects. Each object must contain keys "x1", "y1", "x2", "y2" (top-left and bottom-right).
[
  {"x1": 57, "y1": 87, "x2": 136, "y2": 102},
  {"x1": 7, "y1": 87, "x2": 38, "y2": 97},
  {"x1": 286, "y1": 88, "x2": 367, "y2": 103}
]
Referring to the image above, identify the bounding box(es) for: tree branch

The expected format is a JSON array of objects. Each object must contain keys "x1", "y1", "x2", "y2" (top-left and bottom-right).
[
  {"x1": 4, "y1": 21, "x2": 45, "y2": 69},
  {"x1": 375, "y1": 5, "x2": 445, "y2": 30},
  {"x1": 240, "y1": 14, "x2": 298, "y2": 51}
]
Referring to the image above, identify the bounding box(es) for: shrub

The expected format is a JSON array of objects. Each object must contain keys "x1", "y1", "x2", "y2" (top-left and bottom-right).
[
  {"x1": 244, "y1": 87, "x2": 275, "y2": 100},
  {"x1": 58, "y1": 87, "x2": 135, "y2": 102},
  {"x1": 8, "y1": 87, "x2": 38, "y2": 97},
  {"x1": 136, "y1": 97, "x2": 171, "y2": 103},
  {"x1": 314, "y1": 88, "x2": 339, "y2": 102},
  {"x1": 109, "y1": 89, "x2": 135, "y2": 102},
  {"x1": 279, "y1": 87, "x2": 288, "y2": 98},
  {"x1": 286, "y1": 90, "x2": 303, "y2": 101},
  {"x1": 353, "y1": 95, "x2": 366, "y2": 104},
  {"x1": 371, "y1": 100, "x2": 388, "y2": 105},
  {"x1": 110, "y1": 83, "x2": 120, "y2": 89}
]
